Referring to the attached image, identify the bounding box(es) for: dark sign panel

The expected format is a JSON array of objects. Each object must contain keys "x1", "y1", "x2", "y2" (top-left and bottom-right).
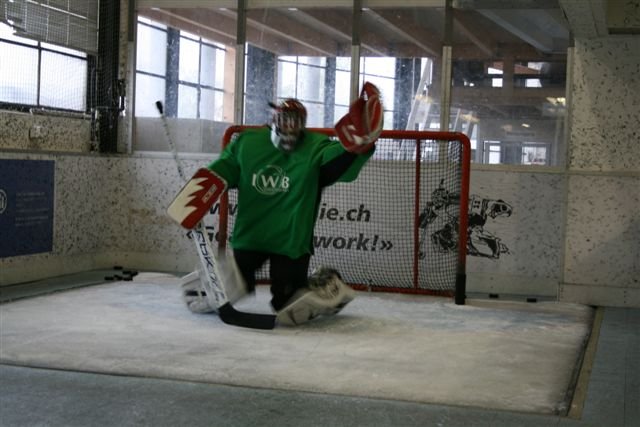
[{"x1": 0, "y1": 159, "x2": 55, "y2": 257}]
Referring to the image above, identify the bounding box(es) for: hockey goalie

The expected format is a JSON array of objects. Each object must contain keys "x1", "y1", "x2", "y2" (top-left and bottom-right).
[{"x1": 167, "y1": 82, "x2": 383, "y2": 327}]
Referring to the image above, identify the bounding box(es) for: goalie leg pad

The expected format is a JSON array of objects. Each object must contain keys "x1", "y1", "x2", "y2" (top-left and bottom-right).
[
  {"x1": 308, "y1": 266, "x2": 355, "y2": 314},
  {"x1": 276, "y1": 267, "x2": 355, "y2": 326},
  {"x1": 215, "y1": 248, "x2": 250, "y2": 304},
  {"x1": 275, "y1": 289, "x2": 321, "y2": 326},
  {"x1": 180, "y1": 270, "x2": 217, "y2": 314},
  {"x1": 167, "y1": 168, "x2": 227, "y2": 229}
]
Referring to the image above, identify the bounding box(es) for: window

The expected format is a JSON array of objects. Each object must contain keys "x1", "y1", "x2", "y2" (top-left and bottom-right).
[
  {"x1": 133, "y1": 4, "x2": 569, "y2": 166},
  {"x1": 0, "y1": 22, "x2": 88, "y2": 112},
  {"x1": 489, "y1": 63, "x2": 503, "y2": 88},
  {"x1": 334, "y1": 56, "x2": 351, "y2": 123},
  {"x1": 276, "y1": 56, "x2": 326, "y2": 127},
  {"x1": 360, "y1": 57, "x2": 395, "y2": 130},
  {"x1": 178, "y1": 31, "x2": 226, "y2": 120},
  {"x1": 270, "y1": 55, "x2": 398, "y2": 131},
  {"x1": 487, "y1": 142, "x2": 501, "y2": 164},
  {"x1": 522, "y1": 144, "x2": 548, "y2": 165},
  {"x1": 134, "y1": 18, "x2": 167, "y2": 117},
  {"x1": 481, "y1": 140, "x2": 550, "y2": 166},
  {"x1": 514, "y1": 61, "x2": 565, "y2": 88},
  {"x1": 452, "y1": 60, "x2": 488, "y2": 87},
  {"x1": 451, "y1": 13, "x2": 569, "y2": 166},
  {"x1": 135, "y1": 18, "x2": 226, "y2": 120}
]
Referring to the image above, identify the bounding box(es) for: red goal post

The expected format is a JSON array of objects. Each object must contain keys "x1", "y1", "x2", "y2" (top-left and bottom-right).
[{"x1": 216, "y1": 126, "x2": 471, "y2": 305}]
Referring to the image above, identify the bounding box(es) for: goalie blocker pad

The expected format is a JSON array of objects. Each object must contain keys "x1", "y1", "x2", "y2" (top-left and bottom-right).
[
  {"x1": 167, "y1": 168, "x2": 227, "y2": 229},
  {"x1": 335, "y1": 82, "x2": 384, "y2": 154}
]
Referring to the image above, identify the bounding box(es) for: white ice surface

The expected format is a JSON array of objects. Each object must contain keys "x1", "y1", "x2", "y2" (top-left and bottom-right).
[{"x1": 0, "y1": 272, "x2": 593, "y2": 414}]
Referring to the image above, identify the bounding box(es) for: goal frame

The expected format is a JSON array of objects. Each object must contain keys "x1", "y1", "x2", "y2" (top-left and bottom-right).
[{"x1": 217, "y1": 126, "x2": 471, "y2": 305}]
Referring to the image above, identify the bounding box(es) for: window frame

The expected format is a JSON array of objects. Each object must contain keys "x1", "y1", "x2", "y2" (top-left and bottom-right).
[
  {"x1": 0, "y1": 24, "x2": 92, "y2": 114},
  {"x1": 135, "y1": 18, "x2": 227, "y2": 120},
  {"x1": 275, "y1": 55, "x2": 328, "y2": 127}
]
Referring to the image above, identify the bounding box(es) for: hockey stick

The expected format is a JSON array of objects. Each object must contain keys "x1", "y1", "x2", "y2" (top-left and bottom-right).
[{"x1": 156, "y1": 101, "x2": 276, "y2": 330}]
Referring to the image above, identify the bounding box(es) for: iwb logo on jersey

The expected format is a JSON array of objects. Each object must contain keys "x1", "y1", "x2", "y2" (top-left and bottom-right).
[{"x1": 252, "y1": 165, "x2": 290, "y2": 195}]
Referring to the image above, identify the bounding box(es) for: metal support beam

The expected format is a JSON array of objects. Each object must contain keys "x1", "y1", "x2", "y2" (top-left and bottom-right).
[
  {"x1": 440, "y1": 0, "x2": 453, "y2": 132},
  {"x1": 234, "y1": 0, "x2": 246, "y2": 124},
  {"x1": 350, "y1": 0, "x2": 362, "y2": 103}
]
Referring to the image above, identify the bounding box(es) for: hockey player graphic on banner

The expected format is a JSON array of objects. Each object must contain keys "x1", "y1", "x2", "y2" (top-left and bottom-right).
[
  {"x1": 418, "y1": 180, "x2": 512, "y2": 260},
  {"x1": 466, "y1": 195, "x2": 512, "y2": 258}
]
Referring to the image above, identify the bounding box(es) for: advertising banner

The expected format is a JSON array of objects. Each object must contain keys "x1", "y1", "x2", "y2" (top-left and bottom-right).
[{"x1": 0, "y1": 159, "x2": 55, "y2": 257}]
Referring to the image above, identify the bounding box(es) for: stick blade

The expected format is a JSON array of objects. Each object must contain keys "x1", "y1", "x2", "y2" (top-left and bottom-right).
[{"x1": 218, "y1": 303, "x2": 276, "y2": 330}]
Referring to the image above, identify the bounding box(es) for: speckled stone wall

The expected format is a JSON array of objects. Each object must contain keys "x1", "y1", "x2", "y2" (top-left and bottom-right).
[
  {"x1": 0, "y1": 152, "x2": 202, "y2": 285},
  {"x1": 569, "y1": 38, "x2": 640, "y2": 171},
  {"x1": 124, "y1": 156, "x2": 200, "y2": 257},
  {"x1": 0, "y1": 110, "x2": 97, "y2": 284},
  {"x1": 0, "y1": 112, "x2": 92, "y2": 152},
  {"x1": 1, "y1": 149, "x2": 635, "y2": 306},
  {"x1": 564, "y1": 175, "x2": 639, "y2": 282},
  {"x1": 1, "y1": 152, "x2": 568, "y2": 297},
  {"x1": 1, "y1": 153, "x2": 97, "y2": 284},
  {"x1": 561, "y1": 38, "x2": 640, "y2": 307}
]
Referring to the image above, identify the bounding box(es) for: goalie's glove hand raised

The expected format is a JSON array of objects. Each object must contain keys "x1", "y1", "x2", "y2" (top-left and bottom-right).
[{"x1": 335, "y1": 82, "x2": 383, "y2": 154}]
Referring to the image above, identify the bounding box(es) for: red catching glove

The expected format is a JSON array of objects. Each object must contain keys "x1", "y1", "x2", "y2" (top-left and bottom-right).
[
  {"x1": 167, "y1": 168, "x2": 227, "y2": 229},
  {"x1": 335, "y1": 82, "x2": 383, "y2": 154}
]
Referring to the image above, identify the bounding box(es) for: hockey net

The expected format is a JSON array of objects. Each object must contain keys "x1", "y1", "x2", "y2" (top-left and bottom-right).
[{"x1": 215, "y1": 127, "x2": 470, "y2": 304}]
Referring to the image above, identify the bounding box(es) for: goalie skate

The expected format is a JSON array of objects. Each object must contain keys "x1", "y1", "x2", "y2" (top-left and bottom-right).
[{"x1": 276, "y1": 267, "x2": 355, "y2": 326}]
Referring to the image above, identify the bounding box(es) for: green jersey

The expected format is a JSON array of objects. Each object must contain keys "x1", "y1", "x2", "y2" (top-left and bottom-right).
[{"x1": 208, "y1": 127, "x2": 372, "y2": 258}]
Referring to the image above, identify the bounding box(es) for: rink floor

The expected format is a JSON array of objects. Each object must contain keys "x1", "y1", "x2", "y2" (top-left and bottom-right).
[{"x1": 0, "y1": 271, "x2": 594, "y2": 416}]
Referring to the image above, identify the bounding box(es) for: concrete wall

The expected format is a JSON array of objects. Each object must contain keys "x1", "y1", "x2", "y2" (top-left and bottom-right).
[
  {"x1": 0, "y1": 112, "x2": 92, "y2": 153},
  {"x1": 0, "y1": 152, "x2": 201, "y2": 284},
  {"x1": 558, "y1": 37, "x2": 640, "y2": 307}
]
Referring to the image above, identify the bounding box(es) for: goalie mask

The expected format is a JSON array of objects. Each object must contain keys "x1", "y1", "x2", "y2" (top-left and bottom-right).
[{"x1": 269, "y1": 99, "x2": 307, "y2": 152}]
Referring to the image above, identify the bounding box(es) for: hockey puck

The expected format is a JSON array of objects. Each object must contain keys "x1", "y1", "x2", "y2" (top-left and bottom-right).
[
  {"x1": 526, "y1": 297, "x2": 538, "y2": 303},
  {"x1": 113, "y1": 265, "x2": 123, "y2": 270},
  {"x1": 489, "y1": 293, "x2": 499, "y2": 299}
]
